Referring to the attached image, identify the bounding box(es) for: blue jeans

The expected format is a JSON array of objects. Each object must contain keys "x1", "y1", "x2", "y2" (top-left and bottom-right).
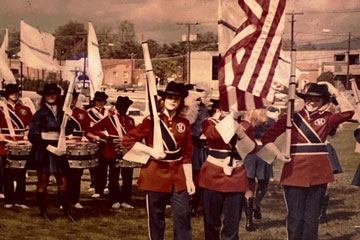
[
  {"x1": 284, "y1": 184, "x2": 327, "y2": 240},
  {"x1": 146, "y1": 188, "x2": 191, "y2": 240},
  {"x1": 202, "y1": 188, "x2": 244, "y2": 240}
]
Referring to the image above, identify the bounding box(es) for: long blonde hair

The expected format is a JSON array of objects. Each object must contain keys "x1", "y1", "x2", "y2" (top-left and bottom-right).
[{"x1": 243, "y1": 109, "x2": 267, "y2": 128}]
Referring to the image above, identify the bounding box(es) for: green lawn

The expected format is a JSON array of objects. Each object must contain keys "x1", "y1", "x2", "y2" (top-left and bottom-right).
[{"x1": 0, "y1": 123, "x2": 360, "y2": 239}]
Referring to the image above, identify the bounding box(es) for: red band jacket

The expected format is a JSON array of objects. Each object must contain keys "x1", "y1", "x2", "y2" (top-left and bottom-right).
[
  {"x1": 261, "y1": 109, "x2": 354, "y2": 187},
  {"x1": 122, "y1": 112, "x2": 193, "y2": 193},
  {"x1": 0, "y1": 102, "x2": 33, "y2": 155},
  {"x1": 198, "y1": 116, "x2": 256, "y2": 192},
  {"x1": 87, "y1": 106, "x2": 107, "y2": 127},
  {"x1": 89, "y1": 113, "x2": 135, "y2": 159},
  {"x1": 67, "y1": 107, "x2": 91, "y2": 142}
]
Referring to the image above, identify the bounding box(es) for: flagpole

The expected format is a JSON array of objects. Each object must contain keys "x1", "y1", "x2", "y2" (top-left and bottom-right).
[{"x1": 284, "y1": 12, "x2": 303, "y2": 158}]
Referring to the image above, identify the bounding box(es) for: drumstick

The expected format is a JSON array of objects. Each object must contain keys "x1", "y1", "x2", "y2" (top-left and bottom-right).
[{"x1": 4, "y1": 138, "x2": 16, "y2": 144}]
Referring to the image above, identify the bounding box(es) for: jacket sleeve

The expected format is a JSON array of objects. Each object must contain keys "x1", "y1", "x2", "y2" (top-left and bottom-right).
[
  {"x1": 88, "y1": 116, "x2": 110, "y2": 139},
  {"x1": 122, "y1": 117, "x2": 152, "y2": 150},
  {"x1": 328, "y1": 110, "x2": 354, "y2": 128},
  {"x1": 261, "y1": 113, "x2": 287, "y2": 145}
]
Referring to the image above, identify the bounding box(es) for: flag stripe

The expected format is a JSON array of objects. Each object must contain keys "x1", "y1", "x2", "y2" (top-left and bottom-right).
[{"x1": 218, "y1": 0, "x2": 287, "y2": 111}]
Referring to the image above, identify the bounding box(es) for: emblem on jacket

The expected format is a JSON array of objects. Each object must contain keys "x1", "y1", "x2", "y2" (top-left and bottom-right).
[
  {"x1": 19, "y1": 109, "x2": 27, "y2": 116},
  {"x1": 176, "y1": 122, "x2": 186, "y2": 133},
  {"x1": 78, "y1": 113, "x2": 85, "y2": 120},
  {"x1": 314, "y1": 118, "x2": 326, "y2": 126}
]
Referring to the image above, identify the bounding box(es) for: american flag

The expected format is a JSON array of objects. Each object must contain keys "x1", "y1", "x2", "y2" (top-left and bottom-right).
[{"x1": 218, "y1": 0, "x2": 287, "y2": 111}]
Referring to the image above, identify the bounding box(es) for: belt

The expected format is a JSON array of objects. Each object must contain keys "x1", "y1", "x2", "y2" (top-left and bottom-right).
[
  {"x1": 208, "y1": 149, "x2": 241, "y2": 160},
  {"x1": 41, "y1": 132, "x2": 60, "y2": 140},
  {"x1": 206, "y1": 155, "x2": 243, "y2": 168},
  {"x1": 1, "y1": 129, "x2": 25, "y2": 135},
  {"x1": 154, "y1": 148, "x2": 182, "y2": 162},
  {"x1": 290, "y1": 144, "x2": 328, "y2": 155}
]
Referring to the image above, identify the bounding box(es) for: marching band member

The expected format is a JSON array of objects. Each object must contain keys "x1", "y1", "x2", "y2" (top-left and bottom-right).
[
  {"x1": 28, "y1": 83, "x2": 75, "y2": 222},
  {"x1": 88, "y1": 96, "x2": 135, "y2": 209},
  {"x1": 122, "y1": 81, "x2": 195, "y2": 240},
  {"x1": 242, "y1": 108, "x2": 278, "y2": 231},
  {"x1": 0, "y1": 84, "x2": 32, "y2": 209},
  {"x1": 65, "y1": 90, "x2": 91, "y2": 209},
  {"x1": 198, "y1": 99, "x2": 257, "y2": 240},
  {"x1": 87, "y1": 91, "x2": 109, "y2": 197},
  {"x1": 260, "y1": 83, "x2": 354, "y2": 240}
]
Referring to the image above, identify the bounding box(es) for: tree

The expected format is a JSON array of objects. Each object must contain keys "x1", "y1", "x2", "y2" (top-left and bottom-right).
[
  {"x1": 317, "y1": 71, "x2": 335, "y2": 85},
  {"x1": 192, "y1": 31, "x2": 218, "y2": 51},
  {"x1": 54, "y1": 21, "x2": 87, "y2": 60},
  {"x1": 117, "y1": 21, "x2": 136, "y2": 43}
]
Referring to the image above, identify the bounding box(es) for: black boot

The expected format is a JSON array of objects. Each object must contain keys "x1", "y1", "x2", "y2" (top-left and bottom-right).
[
  {"x1": 59, "y1": 191, "x2": 76, "y2": 222},
  {"x1": 37, "y1": 192, "x2": 51, "y2": 222},
  {"x1": 254, "y1": 180, "x2": 269, "y2": 220},
  {"x1": 244, "y1": 197, "x2": 256, "y2": 232},
  {"x1": 319, "y1": 195, "x2": 329, "y2": 223}
]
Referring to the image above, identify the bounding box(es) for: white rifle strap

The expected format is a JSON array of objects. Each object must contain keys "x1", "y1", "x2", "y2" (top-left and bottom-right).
[
  {"x1": 113, "y1": 113, "x2": 124, "y2": 139},
  {"x1": 0, "y1": 100, "x2": 15, "y2": 138}
]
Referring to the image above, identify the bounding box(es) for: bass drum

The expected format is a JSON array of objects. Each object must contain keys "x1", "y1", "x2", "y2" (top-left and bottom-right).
[
  {"x1": 66, "y1": 141, "x2": 99, "y2": 168},
  {"x1": 6, "y1": 141, "x2": 32, "y2": 168},
  {"x1": 115, "y1": 144, "x2": 142, "y2": 168}
]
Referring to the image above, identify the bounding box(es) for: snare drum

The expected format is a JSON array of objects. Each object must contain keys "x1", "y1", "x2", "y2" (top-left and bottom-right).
[
  {"x1": 6, "y1": 141, "x2": 32, "y2": 168},
  {"x1": 66, "y1": 142, "x2": 99, "y2": 168},
  {"x1": 115, "y1": 144, "x2": 142, "y2": 168}
]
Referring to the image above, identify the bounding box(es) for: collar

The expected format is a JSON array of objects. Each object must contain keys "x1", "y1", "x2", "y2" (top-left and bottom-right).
[
  {"x1": 163, "y1": 109, "x2": 176, "y2": 120},
  {"x1": 7, "y1": 101, "x2": 17, "y2": 110}
]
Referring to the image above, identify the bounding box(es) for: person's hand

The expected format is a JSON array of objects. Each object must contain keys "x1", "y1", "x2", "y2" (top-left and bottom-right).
[
  {"x1": 235, "y1": 123, "x2": 245, "y2": 140},
  {"x1": 186, "y1": 180, "x2": 196, "y2": 195},
  {"x1": 276, "y1": 152, "x2": 291, "y2": 163},
  {"x1": 0, "y1": 134, "x2": 5, "y2": 142},
  {"x1": 46, "y1": 145, "x2": 66, "y2": 156},
  {"x1": 149, "y1": 149, "x2": 166, "y2": 160}
]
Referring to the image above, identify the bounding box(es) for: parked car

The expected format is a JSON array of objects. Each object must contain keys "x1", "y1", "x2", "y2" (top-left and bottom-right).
[
  {"x1": 116, "y1": 84, "x2": 135, "y2": 92},
  {"x1": 127, "y1": 107, "x2": 146, "y2": 125}
]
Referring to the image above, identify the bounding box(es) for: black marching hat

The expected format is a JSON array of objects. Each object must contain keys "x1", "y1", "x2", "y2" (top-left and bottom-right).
[
  {"x1": 92, "y1": 91, "x2": 108, "y2": 101},
  {"x1": 37, "y1": 83, "x2": 61, "y2": 96},
  {"x1": 297, "y1": 83, "x2": 338, "y2": 105},
  {"x1": 111, "y1": 96, "x2": 133, "y2": 107},
  {"x1": 158, "y1": 81, "x2": 189, "y2": 99},
  {"x1": 0, "y1": 84, "x2": 20, "y2": 96}
]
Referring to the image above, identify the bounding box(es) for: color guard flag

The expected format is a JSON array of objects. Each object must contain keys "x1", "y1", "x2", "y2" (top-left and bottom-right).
[{"x1": 218, "y1": 0, "x2": 287, "y2": 111}]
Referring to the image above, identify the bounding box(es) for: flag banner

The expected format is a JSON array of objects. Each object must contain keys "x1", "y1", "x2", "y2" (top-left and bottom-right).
[
  {"x1": 19, "y1": 20, "x2": 60, "y2": 72},
  {"x1": 0, "y1": 29, "x2": 16, "y2": 84},
  {"x1": 87, "y1": 22, "x2": 103, "y2": 98},
  {"x1": 218, "y1": 0, "x2": 287, "y2": 111}
]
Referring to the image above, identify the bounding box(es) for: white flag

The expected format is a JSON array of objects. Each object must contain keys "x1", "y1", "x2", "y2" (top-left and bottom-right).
[
  {"x1": 87, "y1": 22, "x2": 103, "y2": 98},
  {"x1": 19, "y1": 20, "x2": 60, "y2": 72},
  {"x1": 0, "y1": 29, "x2": 16, "y2": 84}
]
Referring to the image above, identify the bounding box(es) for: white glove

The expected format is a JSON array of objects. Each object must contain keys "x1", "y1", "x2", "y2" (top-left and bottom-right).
[
  {"x1": 235, "y1": 123, "x2": 245, "y2": 139},
  {"x1": 183, "y1": 163, "x2": 195, "y2": 195},
  {"x1": 46, "y1": 145, "x2": 66, "y2": 156},
  {"x1": 318, "y1": 81, "x2": 340, "y2": 96},
  {"x1": 149, "y1": 148, "x2": 166, "y2": 160},
  {"x1": 275, "y1": 152, "x2": 291, "y2": 163}
]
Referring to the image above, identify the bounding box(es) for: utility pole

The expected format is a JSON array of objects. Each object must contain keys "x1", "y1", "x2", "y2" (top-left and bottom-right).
[
  {"x1": 284, "y1": 12, "x2": 303, "y2": 158},
  {"x1": 177, "y1": 22, "x2": 199, "y2": 84},
  {"x1": 346, "y1": 32, "x2": 351, "y2": 89},
  {"x1": 129, "y1": 52, "x2": 136, "y2": 85}
]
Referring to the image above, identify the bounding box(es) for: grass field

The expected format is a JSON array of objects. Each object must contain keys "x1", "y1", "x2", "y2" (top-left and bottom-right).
[{"x1": 0, "y1": 123, "x2": 360, "y2": 240}]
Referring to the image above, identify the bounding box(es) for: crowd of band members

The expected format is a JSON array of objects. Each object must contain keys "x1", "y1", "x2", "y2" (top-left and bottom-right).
[{"x1": 0, "y1": 81, "x2": 359, "y2": 240}]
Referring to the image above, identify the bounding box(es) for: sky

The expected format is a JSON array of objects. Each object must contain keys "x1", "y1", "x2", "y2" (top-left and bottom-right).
[{"x1": 0, "y1": 0, "x2": 359, "y2": 44}]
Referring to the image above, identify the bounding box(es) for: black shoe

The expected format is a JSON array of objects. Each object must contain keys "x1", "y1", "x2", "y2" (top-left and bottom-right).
[
  {"x1": 37, "y1": 192, "x2": 51, "y2": 222},
  {"x1": 245, "y1": 197, "x2": 256, "y2": 232},
  {"x1": 253, "y1": 205, "x2": 262, "y2": 220},
  {"x1": 59, "y1": 191, "x2": 77, "y2": 222}
]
